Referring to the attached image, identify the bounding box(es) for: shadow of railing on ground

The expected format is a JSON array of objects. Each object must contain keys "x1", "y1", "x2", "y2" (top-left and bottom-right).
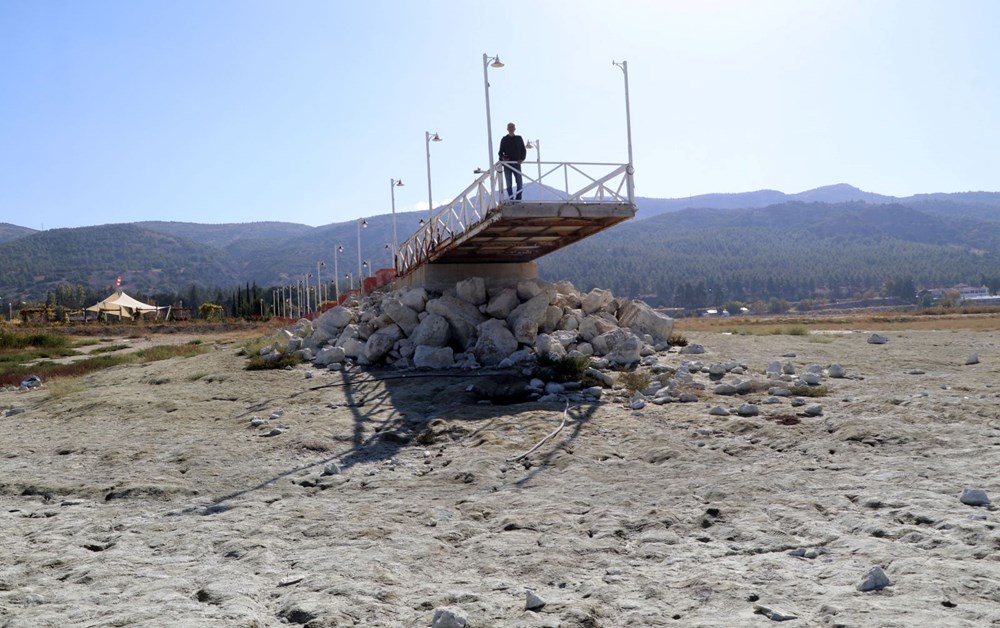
[{"x1": 174, "y1": 367, "x2": 603, "y2": 515}]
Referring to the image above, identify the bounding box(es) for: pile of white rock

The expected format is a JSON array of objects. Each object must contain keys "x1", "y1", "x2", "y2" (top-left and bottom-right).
[{"x1": 258, "y1": 277, "x2": 675, "y2": 374}]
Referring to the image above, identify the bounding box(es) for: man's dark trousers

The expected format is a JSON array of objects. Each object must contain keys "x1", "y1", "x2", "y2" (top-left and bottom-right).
[{"x1": 504, "y1": 162, "x2": 523, "y2": 200}]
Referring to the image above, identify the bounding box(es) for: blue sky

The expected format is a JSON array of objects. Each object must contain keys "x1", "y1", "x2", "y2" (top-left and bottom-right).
[{"x1": 1, "y1": 0, "x2": 997, "y2": 230}]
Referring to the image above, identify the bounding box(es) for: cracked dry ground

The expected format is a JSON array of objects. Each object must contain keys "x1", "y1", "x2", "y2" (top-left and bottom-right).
[{"x1": 2, "y1": 329, "x2": 999, "y2": 627}]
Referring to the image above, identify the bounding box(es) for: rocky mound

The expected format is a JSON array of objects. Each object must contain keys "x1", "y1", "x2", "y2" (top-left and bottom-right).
[{"x1": 260, "y1": 277, "x2": 675, "y2": 376}]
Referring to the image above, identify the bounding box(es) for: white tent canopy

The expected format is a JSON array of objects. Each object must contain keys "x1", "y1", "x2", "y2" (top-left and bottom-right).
[{"x1": 86, "y1": 291, "x2": 164, "y2": 319}]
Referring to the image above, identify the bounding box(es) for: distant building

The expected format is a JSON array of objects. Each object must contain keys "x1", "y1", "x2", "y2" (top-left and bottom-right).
[
  {"x1": 957, "y1": 284, "x2": 991, "y2": 300},
  {"x1": 925, "y1": 284, "x2": 1000, "y2": 306}
]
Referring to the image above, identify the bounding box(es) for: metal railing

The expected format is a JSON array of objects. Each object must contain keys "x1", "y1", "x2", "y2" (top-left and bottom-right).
[{"x1": 396, "y1": 161, "x2": 633, "y2": 276}]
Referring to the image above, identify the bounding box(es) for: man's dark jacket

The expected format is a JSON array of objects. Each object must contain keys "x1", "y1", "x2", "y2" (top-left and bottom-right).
[{"x1": 498, "y1": 134, "x2": 526, "y2": 162}]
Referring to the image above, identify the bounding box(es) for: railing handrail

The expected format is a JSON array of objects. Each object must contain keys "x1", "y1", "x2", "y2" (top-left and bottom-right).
[{"x1": 396, "y1": 160, "x2": 633, "y2": 276}]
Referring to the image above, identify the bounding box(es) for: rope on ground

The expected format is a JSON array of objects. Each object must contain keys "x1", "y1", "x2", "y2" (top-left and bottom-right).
[{"x1": 506, "y1": 401, "x2": 570, "y2": 462}]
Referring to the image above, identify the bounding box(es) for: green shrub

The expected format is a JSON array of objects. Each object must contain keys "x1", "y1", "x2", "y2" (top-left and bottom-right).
[
  {"x1": 0, "y1": 330, "x2": 69, "y2": 350},
  {"x1": 245, "y1": 352, "x2": 301, "y2": 371},
  {"x1": 618, "y1": 370, "x2": 653, "y2": 393},
  {"x1": 789, "y1": 385, "x2": 829, "y2": 397},
  {"x1": 667, "y1": 332, "x2": 688, "y2": 347}
]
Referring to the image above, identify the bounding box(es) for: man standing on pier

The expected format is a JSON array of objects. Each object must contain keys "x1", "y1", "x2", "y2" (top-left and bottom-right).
[{"x1": 498, "y1": 122, "x2": 526, "y2": 201}]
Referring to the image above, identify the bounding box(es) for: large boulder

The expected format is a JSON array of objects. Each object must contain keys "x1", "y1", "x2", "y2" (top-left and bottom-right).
[
  {"x1": 550, "y1": 329, "x2": 579, "y2": 347},
  {"x1": 313, "y1": 306, "x2": 354, "y2": 335},
  {"x1": 535, "y1": 333, "x2": 567, "y2": 359},
  {"x1": 485, "y1": 288, "x2": 520, "y2": 319},
  {"x1": 303, "y1": 329, "x2": 334, "y2": 352},
  {"x1": 516, "y1": 279, "x2": 546, "y2": 301},
  {"x1": 592, "y1": 327, "x2": 633, "y2": 356},
  {"x1": 426, "y1": 294, "x2": 488, "y2": 349},
  {"x1": 399, "y1": 287, "x2": 429, "y2": 312},
  {"x1": 383, "y1": 299, "x2": 420, "y2": 336},
  {"x1": 455, "y1": 277, "x2": 487, "y2": 306},
  {"x1": 409, "y1": 313, "x2": 451, "y2": 348},
  {"x1": 336, "y1": 324, "x2": 362, "y2": 346},
  {"x1": 313, "y1": 345, "x2": 347, "y2": 367},
  {"x1": 507, "y1": 290, "x2": 554, "y2": 345},
  {"x1": 581, "y1": 288, "x2": 614, "y2": 314},
  {"x1": 291, "y1": 318, "x2": 314, "y2": 338},
  {"x1": 365, "y1": 324, "x2": 403, "y2": 363},
  {"x1": 616, "y1": 299, "x2": 675, "y2": 343},
  {"x1": 578, "y1": 315, "x2": 617, "y2": 342},
  {"x1": 413, "y1": 345, "x2": 454, "y2": 369},
  {"x1": 472, "y1": 319, "x2": 519, "y2": 366},
  {"x1": 270, "y1": 329, "x2": 297, "y2": 352},
  {"x1": 606, "y1": 335, "x2": 642, "y2": 366},
  {"x1": 340, "y1": 337, "x2": 366, "y2": 359},
  {"x1": 558, "y1": 309, "x2": 582, "y2": 331},
  {"x1": 540, "y1": 305, "x2": 563, "y2": 333}
]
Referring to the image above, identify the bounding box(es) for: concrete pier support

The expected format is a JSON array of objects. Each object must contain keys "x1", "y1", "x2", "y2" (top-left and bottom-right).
[{"x1": 395, "y1": 262, "x2": 538, "y2": 293}]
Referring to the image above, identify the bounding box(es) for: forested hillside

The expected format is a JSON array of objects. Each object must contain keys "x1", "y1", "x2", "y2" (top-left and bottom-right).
[
  {"x1": 537, "y1": 202, "x2": 1000, "y2": 307},
  {"x1": 135, "y1": 221, "x2": 315, "y2": 249},
  {"x1": 0, "y1": 224, "x2": 241, "y2": 297},
  {"x1": 0, "y1": 223, "x2": 37, "y2": 244},
  {"x1": 2, "y1": 188, "x2": 1000, "y2": 308}
]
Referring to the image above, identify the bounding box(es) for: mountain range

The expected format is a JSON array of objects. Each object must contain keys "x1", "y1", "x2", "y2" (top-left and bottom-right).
[{"x1": 2, "y1": 184, "x2": 999, "y2": 305}]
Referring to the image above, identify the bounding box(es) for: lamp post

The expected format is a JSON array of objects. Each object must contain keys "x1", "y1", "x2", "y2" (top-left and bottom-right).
[
  {"x1": 317, "y1": 261, "x2": 325, "y2": 305},
  {"x1": 424, "y1": 132, "x2": 441, "y2": 229},
  {"x1": 305, "y1": 274, "x2": 313, "y2": 314},
  {"x1": 333, "y1": 244, "x2": 343, "y2": 303},
  {"x1": 612, "y1": 59, "x2": 635, "y2": 202},
  {"x1": 526, "y1": 138, "x2": 541, "y2": 197},
  {"x1": 362, "y1": 260, "x2": 373, "y2": 279},
  {"x1": 482, "y1": 53, "x2": 505, "y2": 196},
  {"x1": 390, "y1": 178, "x2": 404, "y2": 262},
  {"x1": 357, "y1": 218, "x2": 367, "y2": 296},
  {"x1": 345, "y1": 272, "x2": 353, "y2": 292}
]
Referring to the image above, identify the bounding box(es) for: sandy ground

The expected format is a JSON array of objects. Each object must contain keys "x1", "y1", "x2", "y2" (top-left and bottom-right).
[{"x1": 2, "y1": 328, "x2": 1000, "y2": 627}]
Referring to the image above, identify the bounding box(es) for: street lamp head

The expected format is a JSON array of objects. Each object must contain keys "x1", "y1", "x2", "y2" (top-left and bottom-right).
[
  {"x1": 393, "y1": 178, "x2": 404, "y2": 187},
  {"x1": 473, "y1": 167, "x2": 485, "y2": 174},
  {"x1": 360, "y1": 219, "x2": 368, "y2": 228},
  {"x1": 337, "y1": 245, "x2": 343, "y2": 253},
  {"x1": 487, "y1": 54, "x2": 504, "y2": 68},
  {"x1": 525, "y1": 141, "x2": 534, "y2": 149},
  {"x1": 429, "y1": 132, "x2": 441, "y2": 143}
]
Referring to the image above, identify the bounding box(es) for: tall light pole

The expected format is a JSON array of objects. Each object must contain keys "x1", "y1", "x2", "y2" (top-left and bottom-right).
[
  {"x1": 306, "y1": 274, "x2": 313, "y2": 314},
  {"x1": 357, "y1": 218, "x2": 368, "y2": 296},
  {"x1": 483, "y1": 53, "x2": 505, "y2": 197},
  {"x1": 316, "y1": 261, "x2": 325, "y2": 305},
  {"x1": 526, "y1": 138, "x2": 541, "y2": 198},
  {"x1": 612, "y1": 60, "x2": 635, "y2": 202},
  {"x1": 333, "y1": 244, "x2": 343, "y2": 304},
  {"x1": 390, "y1": 178, "x2": 404, "y2": 262},
  {"x1": 345, "y1": 272, "x2": 353, "y2": 292},
  {"x1": 425, "y1": 132, "x2": 441, "y2": 229}
]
